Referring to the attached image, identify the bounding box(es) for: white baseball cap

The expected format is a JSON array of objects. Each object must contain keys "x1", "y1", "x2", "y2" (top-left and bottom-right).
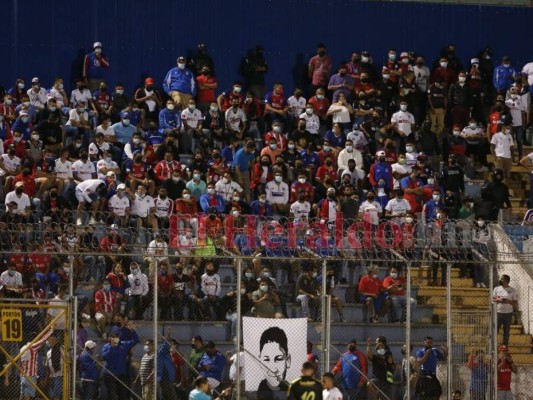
[
  {"x1": 85, "y1": 340, "x2": 97, "y2": 349},
  {"x1": 93, "y1": 42, "x2": 102, "y2": 49}
]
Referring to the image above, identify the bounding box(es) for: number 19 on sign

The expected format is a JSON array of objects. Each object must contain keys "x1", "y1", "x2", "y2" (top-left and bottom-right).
[{"x1": 1, "y1": 309, "x2": 23, "y2": 342}]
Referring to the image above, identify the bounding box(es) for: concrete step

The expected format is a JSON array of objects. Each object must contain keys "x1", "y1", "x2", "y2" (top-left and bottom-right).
[{"x1": 417, "y1": 286, "x2": 490, "y2": 297}]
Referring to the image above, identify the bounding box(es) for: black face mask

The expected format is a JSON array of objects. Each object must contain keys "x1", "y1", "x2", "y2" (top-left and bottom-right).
[
  {"x1": 209, "y1": 214, "x2": 216, "y2": 220},
  {"x1": 16, "y1": 188, "x2": 24, "y2": 194},
  {"x1": 100, "y1": 87, "x2": 107, "y2": 92},
  {"x1": 146, "y1": 85, "x2": 154, "y2": 91}
]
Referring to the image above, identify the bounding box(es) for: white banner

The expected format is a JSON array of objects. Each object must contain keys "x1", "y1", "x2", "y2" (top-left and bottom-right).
[{"x1": 243, "y1": 317, "x2": 307, "y2": 393}]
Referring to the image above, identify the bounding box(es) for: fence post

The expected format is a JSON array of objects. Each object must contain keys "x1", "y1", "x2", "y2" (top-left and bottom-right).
[
  {"x1": 72, "y1": 296, "x2": 78, "y2": 400},
  {"x1": 236, "y1": 257, "x2": 242, "y2": 399},
  {"x1": 153, "y1": 257, "x2": 158, "y2": 400},
  {"x1": 320, "y1": 259, "x2": 328, "y2": 375},
  {"x1": 446, "y1": 262, "x2": 452, "y2": 398},
  {"x1": 406, "y1": 262, "x2": 412, "y2": 400},
  {"x1": 491, "y1": 262, "x2": 498, "y2": 399}
]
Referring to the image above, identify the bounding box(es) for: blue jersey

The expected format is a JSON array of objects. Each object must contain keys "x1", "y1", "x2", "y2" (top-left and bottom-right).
[
  {"x1": 163, "y1": 67, "x2": 196, "y2": 96},
  {"x1": 416, "y1": 347, "x2": 444, "y2": 374},
  {"x1": 339, "y1": 351, "x2": 362, "y2": 389}
]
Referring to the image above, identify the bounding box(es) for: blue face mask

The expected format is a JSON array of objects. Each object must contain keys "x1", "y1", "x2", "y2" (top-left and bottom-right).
[{"x1": 160, "y1": 271, "x2": 167, "y2": 276}]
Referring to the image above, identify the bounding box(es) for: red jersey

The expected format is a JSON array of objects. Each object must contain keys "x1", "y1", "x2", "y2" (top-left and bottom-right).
[
  {"x1": 354, "y1": 82, "x2": 376, "y2": 95},
  {"x1": 128, "y1": 162, "x2": 148, "y2": 180},
  {"x1": 9, "y1": 253, "x2": 27, "y2": 273},
  {"x1": 157, "y1": 273, "x2": 174, "y2": 294},
  {"x1": 488, "y1": 112, "x2": 502, "y2": 137},
  {"x1": 28, "y1": 253, "x2": 52, "y2": 274},
  {"x1": 431, "y1": 67, "x2": 457, "y2": 88},
  {"x1": 13, "y1": 172, "x2": 36, "y2": 197},
  {"x1": 315, "y1": 165, "x2": 336, "y2": 183},
  {"x1": 196, "y1": 75, "x2": 217, "y2": 103},
  {"x1": 100, "y1": 235, "x2": 124, "y2": 252},
  {"x1": 171, "y1": 352, "x2": 184, "y2": 383},
  {"x1": 382, "y1": 275, "x2": 406, "y2": 296},
  {"x1": 207, "y1": 159, "x2": 228, "y2": 183},
  {"x1": 0, "y1": 103, "x2": 16, "y2": 120},
  {"x1": 94, "y1": 289, "x2": 118, "y2": 313},
  {"x1": 308, "y1": 96, "x2": 331, "y2": 119},
  {"x1": 263, "y1": 131, "x2": 287, "y2": 151},
  {"x1": 290, "y1": 181, "x2": 314, "y2": 203},
  {"x1": 265, "y1": 92, "x2": 287, "y2": 110},
  {"x1": 222, "y1": 92, "x2": 243, "y2": 112},
  {"x1": 402, "y1": 176, "x2": 423, "y2": 213},
  {"x1": 106, "y1": 272, "x2": 127, "y2": 292},
  {"x1": 384, "y1": 61, "x2": 402, "y2": 82},
  {"x1": 400, "y1": 223, "x2": 415, "y2": 250},
  {"x1": 358, "y1": 274, "x2": 382, "y2": 296},
  {"x1": 174, "y1": 199, "x2": 198, "y2": 215},
  {"x1": 497, "y1": 360, "x2": 513, "y2": 391},
  {"x1": 154, "y1": 160, "x2": 182, "y2": 181},
  {"x1": 93, "y1": 92, "x2": 111, "y2": 110},
  {"x1": 4, "y1": 138, "x2": 26, "y2": 159}
]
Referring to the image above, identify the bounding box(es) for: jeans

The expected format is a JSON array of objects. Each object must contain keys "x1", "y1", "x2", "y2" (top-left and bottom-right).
[
  {"x1": 391, "y1": 295, "x2": 417, "y2": 322},
  {"x1": 104, "y1": 374, "x2": 130, "y2": 400},
  {"x1": 513, "y1": 125, "x2": 524, "y2": 158},
  {"x1": 81, "y1": 380, "x2": 99, "y2": 400},
  {"x1": 497, "y1": 312, "x2": 513, "y2": 346},
  {"x1": 530, "y1": 173, "x2": 533, "y2": 208}
]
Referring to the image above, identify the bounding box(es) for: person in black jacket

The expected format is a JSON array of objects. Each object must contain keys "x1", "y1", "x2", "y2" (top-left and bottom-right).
[
  {"x1": 286, "y1": 361, "x2": 323, "y2": 400},
  {"x1": 482, "y1": 169, "x2": 512, "y2": 221}
]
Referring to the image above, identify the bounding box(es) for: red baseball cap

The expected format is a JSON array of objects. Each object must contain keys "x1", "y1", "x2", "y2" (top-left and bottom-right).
[{"x1": 145, "y1": 77, "x2": 154, "y2": 85}]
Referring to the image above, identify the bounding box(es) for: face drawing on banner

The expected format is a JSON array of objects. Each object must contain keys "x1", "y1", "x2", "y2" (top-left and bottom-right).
[{"x1": 259, "y1": 326, "x2": 291, "y2": 389}]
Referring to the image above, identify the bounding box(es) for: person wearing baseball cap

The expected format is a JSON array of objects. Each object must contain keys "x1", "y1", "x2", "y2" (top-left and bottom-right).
[
  {"x1": 83, "y1": 40, "x2": 110, "y2": 91},
  {"x1": 80, "y1": 340, "x2": 99, "y2": 398},
  {"x1": 494, "y1": 55, "x2": 517, "y2": 94},
  {"x1": 134, "y1": 77, "x2": 163, "y2": 122},
  {"x1": 497, "y1": 344, "x2": 517, "y2": 397},
  {"x1": 162, "y1": 55, "x2": 196, "y2": 110}
]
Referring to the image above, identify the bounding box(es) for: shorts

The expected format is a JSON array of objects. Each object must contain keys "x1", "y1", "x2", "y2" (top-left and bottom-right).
[
  {"x1": 76, "y1": 189, "x2": 98, "y2": 203},
  {"x1": 206, "y1": 377, "x2": 220, "y2": 390},
  {"x1": 20, "y1": 375, "x2": 37, "y2": 397}
]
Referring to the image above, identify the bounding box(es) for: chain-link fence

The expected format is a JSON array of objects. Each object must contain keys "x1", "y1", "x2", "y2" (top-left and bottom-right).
[{"x1": 0, "y1": 215, "x2": 533, "y2": 399}]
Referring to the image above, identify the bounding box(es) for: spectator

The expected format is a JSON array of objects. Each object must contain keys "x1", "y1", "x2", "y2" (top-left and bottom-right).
[
  {"x1": 136, "y1": 340, "x2": 155, "y2": 400},
  {"x1": 94, "y1": 278, "x2": 118, "y2": 338},
  {"x1": 497, "y1": 344, "x2": 517, "y2": 399},
  {"x1": 79, "y1": 340, "x2": 99, "y2": 400},
  {"x1": 189, "y1": 336, "x2": 205, "y2": 382},
  {"x1": 331, "y1": 340, "x2": 367, "y2": 400},
  {"x1": 163, "y1": 56, "x2": 196, "y2": 110},
  {"x1": 125, "y1": 262, "x2": 149, "y2": 320},
  {"x1": 493, "y1": 56, "x2": 517, "y2": 94},
  {"x1": 198, "y1": 341, "x2": 226, "y2": 391},
  {"x1": 308, "y1": 43, "x2": 332, "y2": 94},
  {"x1": 493, "y1": 274, "x2": 517, "y2": 346},
  {"x1": 383, "y1": 267, "x2": 417, "y2": 323},
  {"x1": 296, "y1": 266, "x2": 320, "y2": 321},
  {"x1": 252, "y1": 278, "x2": 281, "y2": 318},
  {"x1": 232, "y1": 141, "x2": 256, "y2": 202},
  {"x1": 83, "y1": 42, "x2": 110, "y2": 91},
  {"x1": 101, "y1": 327, "x2": 139, "y2": 400},
  {"x1": 467, "y1": 349, "x2": 490, "y2": 400},
  {"x1": 158, "y1": 339, "x2": 178, "y2": 400},
  {"x1": 366, "y1": 337, "x2": 395, "y2": 400},
  {"x1": 415, "y1": 337, "x2": 447, "y2": 400},
  {"x1": 359, "y1": 266, "x2": 385, "y2": 323},
  {"x1": 200, "y1": 261, "x2": 222, "y2": 320},
  {"x1": 448, "y1": 71, "x2": 472, "y2": 128}
]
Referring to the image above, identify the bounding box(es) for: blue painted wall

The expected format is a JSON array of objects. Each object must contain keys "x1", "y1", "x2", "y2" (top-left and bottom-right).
[{"x1": 1, "y1": 0, "x2": 532, "y2": 94}]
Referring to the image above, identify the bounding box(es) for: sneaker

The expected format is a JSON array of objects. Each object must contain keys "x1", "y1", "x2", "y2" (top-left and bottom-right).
[
  {"x1": 76, "y1": 218, "x2": 82, "y2": 226},
  {"x1": 81, "y1": 313, "x2": 91, "y2": 320},
  {"x1": 480, "y1": 283, "x2": 486, "y2": 288},
  {"x1": 475, "y1": 283, "x2": 481, "y2": 288},
  {"x1": 339, "y1": 316, "x2": 346, "y2": 323},
  {"x1": 89, "y1": 217, "x2": 97, "y2": 225}
]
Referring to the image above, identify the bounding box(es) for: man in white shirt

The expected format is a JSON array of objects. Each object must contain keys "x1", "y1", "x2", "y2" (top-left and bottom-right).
[
  {"x1": 287, "y1": 89, "x2": 306, "y2": 118},
  {"x1": 131, "y1": 184, "x2": 158, "y2": 231},
  {"x1": 265, "y1": 171, "x2": 289, "y2": 215},
  {"x1": 492, "y1": 274, "x2": 517, "y2": 346},
  {"x1": 180, "y1": 98, "x2": 204, "y2": 153},
  {"x1": 125, "y1": 263, "x2": 149, "y2": 320},
  {"x1": 391, "y1": 100, "x2": 415, "y2": 141},
  {"x1": 461, "y1": 118, "x2": 489, "y2": 172},
  {"x1": 96, "y1": 150, "x2": 120, "y2": 180},
  {"x1": 215, "y1": 172, "x2": 243, "y2": 202},
  {"x1": 26, "y1": 77, "x2": 48, "y2": 111},
  {"x1": 290, "y1": 190, "x2": 311, "y2": 222},
  {"x1": 65, "y1": 101, "x2": 91, "y2": 147},
  {"x1": 385, "y1": 189, "x2": 411, "y2": 222},
  {"x1": 70, "y1": 79, "x2": 93, "y2": 108},
  {"x1": 0, "y1": 148, "x2": 21, "y2": 178},
  {"x1": 337, "y1": 139, "x2": 363, "y2": 172},
  {"x1": 108, "y1": 183, "x2": 131, "y2": 226},
  {"x1": 322, "y1": 372, "x2": 343, "y2": 400},
  {"x1": 505, "y1": 86, "x2": 527, "y2": 159},
  {"x1": 224, "y1": 97, "x2": 247, "y2": 140},
  {"x1": 404, "y1": 142, "x2": 419, "y2": 168},
  {"x1": 299, "y1": 105, "x2": 320, "y2": 137},
  {"x1": 0, "y1": 262, "x2": 23, "y2": 296},
  {"x1": 391, "y1": 154, "x2": 412, "y2": 189},
  {"x1": 75, "y1": 178, "x2": 106, "y2": 225},
  {"x1": 48, "y1": 78, "x2": 69, "y2": 110},
  {"x1": 72, "y1": 152, "x2": 97, "y2": 182},
  {"x1": 359, "y1": 191, "x2": 383, "y2": 226},
  {"x1": 5, "y1": 181, "x2": 32, "y2": 218},
  {"x1": 54, "y1": 149, "x2": 74, "y2": 195},
  {"x1": 490, "y1": 123, "x2": 515, "y2": 178}
]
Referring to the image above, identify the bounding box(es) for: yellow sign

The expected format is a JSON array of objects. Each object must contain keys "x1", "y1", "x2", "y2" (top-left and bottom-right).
[{"x1": 1, "y1": 309, "x2": 22, "y2": 342}]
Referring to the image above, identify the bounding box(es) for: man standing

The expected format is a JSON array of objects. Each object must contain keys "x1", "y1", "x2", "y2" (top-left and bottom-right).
[
  {"x1": 287, "y1": 361, "x2": 323, "y2": 400},
  {"x1": 83, "y1": 42, "x2": 110, "y2": 91},
  {"x1": 163, "y1": 56, "x2": 196, "y2": 110},
  {"x1": 308, "y1": 43, "x2": 332, "y2": 95},
  {"x1": 490, "y1": 122, "x2": 515, "y2": 179},
  {"x1": 137, "y1": 340, "x2": 155, "y2": 400},
  {"x1": 415, "y1": 337, "x2": 447, "y2": 400},
  {"x1": 493, "y1": 275, "x2": 517, "y2": 346},
  {"x1": 80, "y1": 340, "x2": 99, "y2": 400},
  {"x1": 497, "y1": 344, "x2": 517, "y2": 400},
  {"x1": 331, "y1": 341, "x2": 366, "y2": 400},
  {"x1": 322, "y1": 372, "x2": 344, "y2": 400}
]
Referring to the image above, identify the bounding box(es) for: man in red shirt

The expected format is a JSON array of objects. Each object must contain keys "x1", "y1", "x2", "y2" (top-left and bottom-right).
[
  {"x1": 497, "y1": 344, "x2": 517, "y2": 398},
  {"x1": 308, "y1": 87, "x2": 331, "y2": 126},
  {"x1": 95, "y1": 278, "x2": 118, "y2": 338},
  {"x1": 382, "y1": 267, "x2": 417, "y2": 323},
  {"x1": 431, "y1": 56, "x2": 457, "y2": 89},
  {"x1": 0, "y1": 94, "x2": 17, "y2": 123},
  {"x1": 196, "y1": 66, "x2": 218, "y2": 112},
  {"x1": 358, "y1": 266, "x2": 384, "y2": 323},
  {"x1": 4, "y1": 131, "x2": 26, "y2": 160},
  {"x1": 290, "y1": 172, "x2": 314, "y2": 203},
  {"x1": 157, "y1": 262, "x2": 174, "y2": 320},
  {"x1": 308, "y1": 43, "x2": 332, "y2": 93},
  {"x1": 154, "y1": 150, "x2": 182, "y2": 184},
  {"x1": 264, "y1": 83, "x2": 289, "y2": 130},
  {"x1": 127, "y1": 154, "x2": 155, "y2": 196}
]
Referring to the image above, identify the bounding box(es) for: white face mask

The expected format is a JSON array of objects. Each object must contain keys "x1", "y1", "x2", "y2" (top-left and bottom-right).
[
  {"x1": 178, "y1": 63, "x2": 186, "y2": 70},
  {"x1": 144, "y1": 345, "x2": 150, "y2": 353},
  {"x1": 405, "y1": 217, "x2": 414, "y2": 224},
  {"x1": 31, "y1": 134, "x2": 40, "y2": 141},
  {"x1": 306, "y1": 108, "x2": 313, "y2": 115},
  {"x1": 383, "y1": 74, "x2": 390, "y2": 79},
  {"x1": 273, "y1": 126, "x2": 282, "y2": 133},
  {"x1": 298, "y1": 178, "x2": 306, "y2": 184},
  {"x1": 400, "y1": 104, "x2": 407, "y2": 111},
  {"x1": 427, "y1": 178, "x2": 434, "y2": 185},
  {"x1": 183, "y1": 193, "x2": 190, "y2": 200},
  {"x1": 440, "y1": 62, "x2": 448, "y2": 68},
  {"x1": 233, "y1": 86, "x2": 242, "y2": 93},
  {"x1": 188, "y1": 105, "x2": 196, "y2": 111},
  {"x1": 233, "y1": 196, "x2": 240, "y2": 202},
  {"x1": 316, "y1": 94, "x2": 324, "y2": 100},
  {"x1": 406, "y1": 146, "x2": 413, "y2": 152},
  {"x1": 346, "y1": 145, "x2": 353, "y2": 152},
  {"x1": 167, "y1": 104, "x2": 175, "y2": 110},
  {"x1": 18, "y1": 83, "x2": 25, "y2": 89},
  {"x1": 390, "y1": 272, "x2": 398, "y2": 279},
  {"x1": 232, "y1": 210, "x2": 239, "y2": 217},
  {"x1": 207, "y1": 188, "x2": 215, "y2": 195},
  {"x1": 95, "y1": 48, "x2": 102, "y2": 55},
  {"x1": 269, "y1": 144, "x2": 277, "y2": 150},
  {"x1": 193, "y1": 174, "x2": 200, "y2": 181},
  {"x1": 116, "y1": 89, "x2": 124, "y2": 95},
  {"x1": 210, "y1": 106, "x2": 218, "y2": 112},
  {"x1": 361, "y1": 56, "x2": 369, "y2": 63},
  {"x1": 469, "y1": 123, "x2": 477, "y2": 129},
  {"x1": 275, "y1": 176, "x2": 282, "y2": 183},
  {"x1": 260, "y1": 285, "x2": 268, "y2": 292},
  {"x1": 377, "y1": 348, "x2": 386, "y2": 356},
  {"x1": 433, "y1": 194, "x2": 440, "y2": 201}
]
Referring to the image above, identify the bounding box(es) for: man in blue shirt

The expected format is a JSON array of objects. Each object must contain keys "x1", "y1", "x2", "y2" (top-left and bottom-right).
[
  {"x1": 163, "y1": 56, "x2": 196, "y2": 110},
  {"x1": 101, "y1": 328, "x2": 139, "y2": 400},
  {"x1": 80, "y1": 340, "x2": 99, "y2": 400},
  {"x1": 493, "y1": 56, "x2": 517, "y2": 94},
  {"x1": 422, "y1": 188, "x2": 446, "y2": 222},
  {"x1": 232, "y1": 141, "x2": 256, "y2": 202},
  {"x1": 83, "y1": 41, "x2": 110, "y2": 91},
  {"x1": 197, "y1": 341, "x2": 226, "y2": 390},
  {"x1": 157, "y1": 341, "x2": 176, "y2": 400},
  {"x1": 158, "y1": 99, "x2": 181, "y2": 136},
  {"x1": 415, "y1": 336, "x2": 447, "y2": 400},
  {"x1": 111, "y1": 112, "x2": 135, "y2": 147},
  {"x1": 200, "y1": 182, "x2": 225, "y2": 213}
]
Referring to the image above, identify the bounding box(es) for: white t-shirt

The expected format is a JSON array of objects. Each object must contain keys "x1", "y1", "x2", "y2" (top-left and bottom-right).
[
  {"x1": 229, "y1": 352, "x2": 245, "y2": 381},
  {"x1": 490, "y1": 132, "x2": 514, "y2": 159},
  {"x1": 144, "y1": 89, "x2": 157, "y2": 112},
  {"x1": 346, "y1": 130, "x2": 368, "y2": 150},
  {"x1": 5, "y1": 191, "x2": 31, "y2": 214},
  {"x1": 76, "y1": 179, "x2": 105, "y2": 195},
  {"x1": 224, "y1": 108, "x2": 247, "y2": 131},
  {"x1": 54, "y1": 159, "x2": 73, "y2": 180},
  {"x1": 522, "y1": 62, "x2": 533, "y2": 86},
  {"x1": 299, "y1": 112, "x2": 320, "y2": 135},
  {"x1": 492, "y1": 285, "x2": 517, "y2": 314},
  {"x1": 0, "y1": 154, "x2": 21, "y2": 173},
  {"x1": 70, "y1": 88, "x2": 93, "y2": 106},
  {"x1": 413, "y1": 65, "x2": 430, "y2": 92},
  {"x1": 49, "y1": 87, "x2": 67, "y2": 107},
  {"x1": 88, "y1": 141, "x2": 110, "y2": 159},
  {"x1": 391, "y1": 110, "x2": 415, "y2": 136},
  {"x1": 132, "y1": 194, "x2": 155, "y2": 218},
  {"x1": 180, "y1": 108, "x2": 203, "y2": 129},
  {"x1": 27, "y1": 88, "x2": 48, "y2": 109},
  {"x1": 0, "y1": 270, "x2": 23, "y2": 287},
  {"x1": 66, "y1": 108, "x2": 89, "y2": 126},
  {"x1": 359, "y1": 200, "x2": 383, "y2": 225},
  {"x1": 154, "y1": 196, "x2": 173, "y2": 217},
  {"x1": 96, "y1": 159, "x2": 119, "y2": 179},
  {"x1": 460, "y1": 126, "x2": 486, "y2": 145},
  {"x1": 109, "y1": 194, "x2": 130, "y2": 217},
  {"x1": 96, "y1": 125, "x2": 115, "y2": 139},
  {"x1": 505, "y1": 97, "x2": 526, "y2": 126},
  {"x1": 215, "y1": 180, "x2": 243, "y2": 201},
  {"x1": 323, "y1": 387, "x2": 344, "y2": 400},
  {"x1": 287, "y1": 95, "x2": 307, "y2": 118},
  {"x1": 329, "y1": 104, "x2": 351, "y2": 124},
  {"x1": 385, "y1": 198, "x2": 411, "y2": 216},
  {"x1": 290, "y1": 200, "x2": 311, "y2": 220},
  {"x1": 391, "y1": 163, "x2": 412, "y2": 189},
  {"x1": 265, "y1": 181, "x2": 289, "y2": 204},
  {"x1": 72, "y1": 159, "x2": 96, "y2": 181}
]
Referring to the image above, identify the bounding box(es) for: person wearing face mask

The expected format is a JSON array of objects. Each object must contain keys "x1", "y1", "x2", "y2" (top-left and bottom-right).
[
  {"x1": 383, "y1": 48, "x2": 402, "y2": 83},
  {"x1": 101, "y1": 327, "x2": 139, "y2": 400},
  {"x1": 26, "y1": 77, "x2": 48, "y2": 111},
  {"x1": 136, "y1": 340, "x2": 155, "y2": 400},
  {"x1": 374, "y1": 68, "x2": 398, "y2": 119},
  {"x1": 482, "y1": 169, "x2": 512, "y2": 221},
  {"x1": 83, "y1": 42, "x2": 110, "y2": 91},
  {"x1": 415, "y1": 337, "x2": 447, "y2": 399},
  {"x1": 391, "y1": 100, "x2": 415, "y2": 149},
  {"x1": 193, "y1": 65, "x2": 218, "y2": 112},
  {"x1": 65, "y1": 100, "x2": 91, "y2": 147},
  {"x1": 308, "y1": 43, "x2": 332, "y2": 94},
  {"x1": 299, "y1": 103, "x2": 320, "y2": 141},
  {"x1": 94, "y1": 278, "x2": 119, "y2": 338},
  {"x1": 359, "y1": 190, "x2": 383, "y2": 226},
  {"x1": 422, "y1": 188, "x2": 446, "y2": 224},
  {"x1": 295, "y1": 267, "x2": 320, "y2": 321},
  {"x1": 307, "y1": 87, "x2": 331, "y2": 129},
  {"x1": 250, "y1": 191, "x2": 273, "y2": 217},
  {"x1": 448, "y1": 71, "x2": 472, "y2": 128},
  {"x1": 180, "y1": 98, "x2": 204, "y2": 153},
  {"x1": 199, "y1": 182, "x2": 225, "y2": 213},
  {"x1": 134, "y1": 77, "x2": 163, "y2": 124},
  {"x1": 265, "y1": 171, "x2": 290, "y2": 216},
  {"x1": 174, "y1": 188, "x2": 199, "y2": 235},
  {"x1": 199, "y1": 262, "x2": 223, "y2": 320},
  {"x1": 96, "y1": 150, "x2": 120, "y2": 180},
  {"x1": 427, "y1": 77, "x2": 448, "y2": 138},
  {"x1": 214, "y1": 172, "x2": 242, "y2": 202},
  {"x1": 430, "y1": 56, "x2": 457, "y2": 89},
  {"x1": 7, "y1": 78, "x2": 26, "y2": 106},
  {"x1": 154, "y1": 150, "x2": 182, "y2": 185},
  {"x1": 11, "y1": 109, "x2": 33, "y2": 141},
  {"x1": 232, "y1": 140, "x2": 256, "y2": 203},
  {"x1": 109, "y1": 111, "x2": 135, "y2": 147},
  {"x1": 328, "y1": 64, "x2": 355, "y2": 103},
  {"x1": 504, "y1": 86, "x2": 527, "y2": 159},
  {"x1": 287, "y1": 87, "x2": 307, "y2": 122},
  {"x1": 460, "y1": 118, "x2": 489, "y2": 172},
  {"x1": 224, "y1": 95, "x2": 248, "y2": 143},
  {"x1": 0, "y1": 262, "x2": 23, "y2": 296},
  {"x1": 202, "y1": 103, "x2": 225, "y2": 149},
  {"x1": 0, "y1": 94, "x2": 16, "y2": 124},
  {"x1": 106, "y1": 83, "x2": 130, "y2": 123},
  {"x1": 264, "y1": 82, "x2": 290, "y2": 131},
  {"x1": 36, "y1": 112, "x2": 62, "y2": 153},
  {"x1": 92, "y1": 81, "x2": 112, "y2": 119},
  {"x1": 366, "y1": 338, "x2": 396, "y2": 400},
  {"x1": 4, "y1": 129, "x2": 28, "y2": 161},
  {"x1": 163, "y1": 56, "x2": 196, "y2": 110},
  {"x1": 359, "y1": 266, "x2": 385, "y2": 323},
  {"x1": 490, "y1": 122, "x2": 515, "y2": 178},
  {"x1": 457, "y1": 195, "x2": 475, "y2": 220},
  {"x1": 493, "y1": 56, "x2": 517, "y2": 94}
]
